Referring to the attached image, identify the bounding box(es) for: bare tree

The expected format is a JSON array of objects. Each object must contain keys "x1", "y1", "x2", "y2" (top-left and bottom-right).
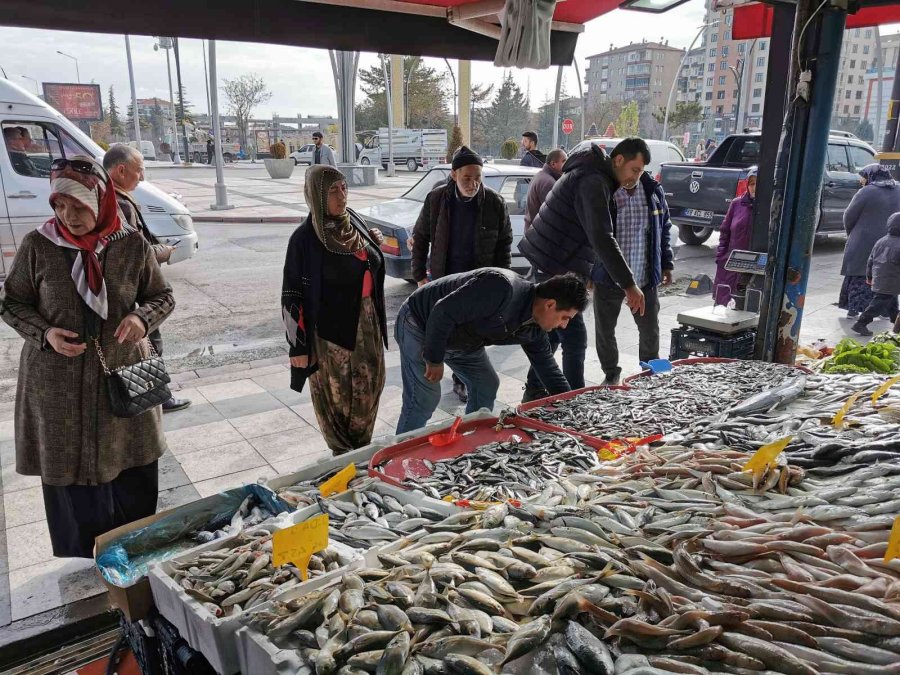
[{"x1": 222, "y1": 74, "x2": 272, "y2": 149}]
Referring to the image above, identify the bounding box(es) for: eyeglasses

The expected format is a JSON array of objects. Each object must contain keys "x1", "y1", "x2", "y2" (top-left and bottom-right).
[{"x1": 50, "y1": 158, "x2": 106, "y2": 179}]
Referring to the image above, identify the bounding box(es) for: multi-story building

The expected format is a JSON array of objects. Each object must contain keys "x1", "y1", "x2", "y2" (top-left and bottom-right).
[
  {"x1": 700, "y1": 0, "x2": 770, "y2": 141},
  {"x1": 862, "y1": 33, "x2": 900, "y2": 145},
  {"x1": 584, "y1": 39, "x2": 684, "y2": 136},
  {"x1": 833, "y1": 27, "x2": 878, "y2": 128},
  {"x1": 134, "y1": 97, "x2": 173, "y2": 123},
  {"x1": 677, "y1": 46, "x2": 708, "y2": 142}
]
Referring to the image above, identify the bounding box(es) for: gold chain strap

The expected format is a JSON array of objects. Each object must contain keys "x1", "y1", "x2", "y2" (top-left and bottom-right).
[{"x1": 93, "y1": 336, "x2": 159, "y2": 377}]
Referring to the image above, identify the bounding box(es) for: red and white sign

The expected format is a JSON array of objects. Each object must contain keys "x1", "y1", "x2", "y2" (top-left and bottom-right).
[
  {"x1": 42, "y1": 83, "x2": 103, "y2": 122},
  {"x1": 561, "y1": 118, "x2": 574, "y2": 135}
]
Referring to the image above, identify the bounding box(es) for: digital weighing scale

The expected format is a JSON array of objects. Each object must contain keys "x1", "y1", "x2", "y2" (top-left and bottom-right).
[{"x1": 675, "y1": 250, "x2": 766, "y2": 335}]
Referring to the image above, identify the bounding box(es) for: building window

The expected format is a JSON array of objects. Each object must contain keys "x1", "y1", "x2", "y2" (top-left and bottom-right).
[
  {"x1": 712, "y1": 33, "x2": 718, "y2": 42},
  {"x1": 709, "y1": 63, "x2": 715, "y2": 72},
  {"x1": 856, "y1": 90, "x2": 863, "y2": 99},
  {"x1": 726, "y1": 14, "x2": 732, "y2": 25},
  {"x1": 720, "y1": 61, "x2": 728, "y2": 70},
  {"x1": 722, "y1": 46, "x2": 729, "y2": 57},
  {"x1": 755, "y1": 72, "x2": 764, "y2": 83},
  {"x1": 716, "y1": 105, "x2": 724, "y2": 114},
  {"x1": 738, "y1": 44, "x2": 745, "y2": 55},
  {"x1": 861, "y1": 60, "x2": 867, "y2": 70},
  {"x1": 850, "y1": 59, "x2": 856, "y2": 69},
  {"x1": 709, "y1": 47, "x2": 717, "y2": 57},
  {"x1": 854, "y1": 28, "x2": 860, "y2": 38},
  {"x1": 733, "y1": 89, "x2": 739, "y2": 98},
  {"x1": 844, "y1": 105, "x2": 849, "y2": 113},
  {"x1": 752, "y1": 103, "x2": 760, "y2": 113},
  {"x1": 845, "y1": 90, "x2": 851, "y2": 99},
  {"x1": 854, "y1": 105, "x2": 861, "y2": 114},
  {"x1": 724, "y1": 30, "x2": 731, "y2": 40},
  {"x1": 864, "y1": 45, "x2": 870, "y2": 55},
  {"x1": 717, "y1": 90, "x2": 725, "y2": 99},
  {"x1": 852, "y1": 44, "x2": 858, "y2": 54},
  {"x1": 865, "y1": 29, "x2": 872, "y2": 39},
  {"x1": 753, "y1": 88, "x2": 762, "y2": 98},
  {"x1": 707, "y1": 77, "x2": 713, "y2": 86},
  {"x1": 756, "y1": 56, "x2": 765, "y2": 67},
  {"x1": 759, "y1": 40, "x2": 767, "y2": 52},
  {"x1": 718, "y1": 75, "x2": 726, "y2": 85},
  {"x1": 706, "y1": 91, "x2": 713, "y2": 100}
]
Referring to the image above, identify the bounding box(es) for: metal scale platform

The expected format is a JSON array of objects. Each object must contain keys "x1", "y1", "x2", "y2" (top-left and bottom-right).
[{"x1": 670, "y1": 250, "x2": 767, "y2": 359}]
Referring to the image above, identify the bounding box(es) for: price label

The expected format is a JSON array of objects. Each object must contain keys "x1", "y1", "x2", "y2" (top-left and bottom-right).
[
  {"x1": 832, "y1": 391, "x2": 863, "y2": 427},
  {"x1": 872, "y1": 374, "x2": 900, "y2": 405},
  {"x1": 319, "y1": 463, "x2": 356, "y2": 497},
  {"x1": 885, "y1": 516, "x2": 900, "y2": 563},
  {"x1": 272, "y1": 514, "x2": 329, "y2": 579},
  {"x1": 743, "y1": 436, "x2": 792, "y2": 480}
]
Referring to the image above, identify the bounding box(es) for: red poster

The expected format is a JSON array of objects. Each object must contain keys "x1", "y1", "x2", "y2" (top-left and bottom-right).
[{"x1": 42, "y1": 83, "x2": 103, "y2": 122}]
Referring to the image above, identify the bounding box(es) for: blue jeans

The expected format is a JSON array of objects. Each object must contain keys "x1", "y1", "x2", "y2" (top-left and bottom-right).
[
  {"x1": 395, "y1": 305, "x2": 500, "y2": 434},
  {"x1": 524, "y1": 312, "x2": 587, "y2": 392}
]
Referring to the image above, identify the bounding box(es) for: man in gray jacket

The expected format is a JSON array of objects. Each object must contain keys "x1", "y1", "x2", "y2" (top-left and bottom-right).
[
  {"x1": 312, "y1": 131, "x2": 337, "y2": 166},
  {"x1": 853, "y1": 212, "x2": 900, "y2": 336}
]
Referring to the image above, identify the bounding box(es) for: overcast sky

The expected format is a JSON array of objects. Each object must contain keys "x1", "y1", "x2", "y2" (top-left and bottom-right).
[{"x1": 0, "y1": 1, "x2": 896, "y2": 120}]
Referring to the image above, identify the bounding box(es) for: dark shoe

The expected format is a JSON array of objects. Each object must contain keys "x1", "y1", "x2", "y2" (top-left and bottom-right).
[
  {"x1": 452, "y1": 380, "x2": 468, "y2": 403},
  {"x1": 602, "y1": 368, "x2": 622, "y2": 386},
  {"x1": 851, "y1": 321, "x2": 872, "y2": 337},
  {"x1": 522, "y1": 386, "x2": 549, "y2": 404},
  {"x1": 846, "y1": 310, "x2": 859, "y2": 319},
  {"x1": 162, "y1": 397, "x2": 192, "y2": 413}
]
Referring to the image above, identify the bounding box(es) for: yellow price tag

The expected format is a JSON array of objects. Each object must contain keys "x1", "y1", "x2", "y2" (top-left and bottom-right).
[
  {"x1": 832, "y1": 391, "x2": 863, "y2": 427},
  {"x1": 689, "y1": 280, "x2": 699, "y2": 288},
  {"x1": 743, "y1": 436, "x2": 792, "y2": 480},
  {"x1": 872, "y1": 374, "x2": 900, "y2": 406},
  {"x1": 272, "y1": 514, "x2": 329, "y2": 579},
  {"x1": 319, "y1": 463, "x2": 356, "y2": 497},
  {"x1": 884, "y1": 516, "x2": 900, "y2": 564}
]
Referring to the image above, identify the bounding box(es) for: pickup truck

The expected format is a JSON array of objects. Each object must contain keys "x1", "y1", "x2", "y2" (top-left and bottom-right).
[{"x1": 659, "y1": 132, "x2": 877, "y2": 245}]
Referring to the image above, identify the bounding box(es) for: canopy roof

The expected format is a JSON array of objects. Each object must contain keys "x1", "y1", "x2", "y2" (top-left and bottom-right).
[
  {"x1": 733, "y1": 2, "x2": 900, "y2": 40},
  {"x1": 0, "y1": 0, "x2": 626, "y2": 65}
]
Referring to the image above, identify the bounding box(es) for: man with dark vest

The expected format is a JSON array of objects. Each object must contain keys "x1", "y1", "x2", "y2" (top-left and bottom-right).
[{"x1": 411, "y1": 145, "x2": 512, "y2": 403}]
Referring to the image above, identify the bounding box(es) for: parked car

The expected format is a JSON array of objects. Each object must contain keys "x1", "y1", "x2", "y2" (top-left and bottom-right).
[
  {"x1": 127, "y1": 140, "x2": 157, "y2": 161},
  {"x1": 659, "y1": 132, "x2": 876, "y2": 245},
  {"x1": 355, "y1": 164, "x2": 539, "y2": 281},
  {"x1": 571, "y1": 137, "x2": 686, "y2": 181},
  {"x1": 290, "y1": 144, "x2": 315, "y2": 165},
  {"x1": 0, "y1": 80, "x2": 198, "y2": 279}
]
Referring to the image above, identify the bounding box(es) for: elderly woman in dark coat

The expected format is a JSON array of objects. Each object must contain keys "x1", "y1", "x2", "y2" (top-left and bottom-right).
[
  {"x1": 840, "y1": 163, "x2": 900, "y2": 318},
  {"x1": 282, "y1": 165, "x2": 388, "y2": 455},
  {"x1": 0, "y1": 164, "x2": 174, "y2": 558}
]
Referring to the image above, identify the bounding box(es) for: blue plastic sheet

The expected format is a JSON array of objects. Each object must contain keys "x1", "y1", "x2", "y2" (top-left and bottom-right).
[{"x1": 96, "y1": 483, "x2": 289, "y2": 587}]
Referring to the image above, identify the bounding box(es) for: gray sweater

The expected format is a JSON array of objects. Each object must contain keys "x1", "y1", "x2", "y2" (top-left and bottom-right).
[
  {"x1": 841, "y1": 181, "x2": 900, "y2": 277},
  {"x1": 867, "y1": 214, "x2": 900, "y2": 295}
]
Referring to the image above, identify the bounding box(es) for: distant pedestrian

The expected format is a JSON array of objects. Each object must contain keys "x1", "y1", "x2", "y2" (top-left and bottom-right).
[
  {"x1": 206, "y1": 137, "x2": 214, "y2": 164},
  {"x1": 714, "y1": 167, "x2": 757, "y2": 306},
  {"x1": 0, "y1": 164, "x2": 174, "y2": 558},
  {"x1": 282, "y1": 166, "x2": 387, "y2": 454},
  {"x1": 520, "y1": 131, "x2": 546, "y2": 168},
  {"x1": 852, "y1": 212, "x2": 900, "y2": 336},
  {"x1": 840, "y1": 164, "x2": 900, "y2": 319},
  {"x1": 104, "y1": 145, "x2": 190, "y2": 413},
  {"x1": 312, "y1": 131, "x2": 337, "y2": 167}
]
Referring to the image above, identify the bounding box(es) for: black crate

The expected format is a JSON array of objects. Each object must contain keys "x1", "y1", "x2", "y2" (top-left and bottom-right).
[{"x1": 669, "y1": 327, "x2": 756, "y2": 360}]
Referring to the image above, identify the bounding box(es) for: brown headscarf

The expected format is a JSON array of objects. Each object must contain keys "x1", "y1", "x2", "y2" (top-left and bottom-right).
[{"x1": 304, "y1": 165, "x2": 365, "y2": 254}]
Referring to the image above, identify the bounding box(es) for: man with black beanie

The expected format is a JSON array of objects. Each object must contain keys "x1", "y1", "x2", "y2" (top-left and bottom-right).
[{"x1": 411, "y1": 145, "x2": 512, "y2": 403}]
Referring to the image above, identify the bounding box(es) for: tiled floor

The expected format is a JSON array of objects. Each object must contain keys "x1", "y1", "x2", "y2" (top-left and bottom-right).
[{"x1": 0, "y1": 235, "x2": 887, "y2": 638}]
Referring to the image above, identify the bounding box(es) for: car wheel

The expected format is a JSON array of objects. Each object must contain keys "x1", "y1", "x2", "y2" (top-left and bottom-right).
[
  {"x1": 679, "y1": 224, "x2": 713, "y2": 246},
  {"x1": 360, "y1": 157, "x2": 371, "y2": 166},
  {"x1": 193, "y1": 152, "x2": 202, "y2": 163},
  {"x1": 293, "y1": 158, "x2": 299, "y2": 166},
  {"x1": 406, "y1": 158, "x2": 418, "y2": 172}
]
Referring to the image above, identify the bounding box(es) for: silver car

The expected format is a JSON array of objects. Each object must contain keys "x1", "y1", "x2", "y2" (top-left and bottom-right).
[{"x1": 355, "y1": 164, "x2": 538, "y2": 281}]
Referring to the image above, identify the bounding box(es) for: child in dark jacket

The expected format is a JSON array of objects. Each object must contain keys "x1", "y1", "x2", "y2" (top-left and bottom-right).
[{"x1": 853, "y1": 211, "x2": 900, "y2": 336}]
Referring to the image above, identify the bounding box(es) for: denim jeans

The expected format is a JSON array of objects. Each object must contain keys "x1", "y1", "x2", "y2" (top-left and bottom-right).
[
  {"x1": 395, "y1": 304, "x2": 500, "y2": 434},
  {"x1": 524, "y1": 312, "x2": 587, "y2": 392}
]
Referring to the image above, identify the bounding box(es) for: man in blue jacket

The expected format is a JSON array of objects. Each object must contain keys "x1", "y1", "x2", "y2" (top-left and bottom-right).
[
  {"x1": 593, "y1": 166, "x2": 674, "y2": 384},
  {"x1": 395, "y1": 269, "x2": 587, "y2": 433}
]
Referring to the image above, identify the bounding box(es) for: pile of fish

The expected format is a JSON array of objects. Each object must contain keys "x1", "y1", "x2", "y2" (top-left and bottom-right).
[
  {"x1": 520, "y1": 362, "x2": 802, "y2": 439},
  {"x1": 399, "y1": 431, "x2": 604, "y2": 502},
  {"x1": 676, "y1": 372, "x2": 900, "y2": 470},
  {"x1": 236, "y1": 443, "x2": 900, "y2": 674},
  {"x1": 166, "y1": 525, "x2": 358, "y2": 619},
  {"x1": 277, "y1": 462, "x2": 372, "y2": 509},
  {"x1": 309, "y1": 485, "x2": 452, "y2": 549},
  {"x1": 192, "y1": 491, "x2": 279, "y2": 544}
]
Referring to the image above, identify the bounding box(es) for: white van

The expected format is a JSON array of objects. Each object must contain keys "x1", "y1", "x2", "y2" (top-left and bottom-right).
[
  {"x1": 571, "y1": 137, "x2": 686, "y2": 181},
  {"x1": 0, "y1": 80, "x2": 198, "y2": 279},
  {"x1": 128, "y1": 140, "x2": 157, "y2": 161}
]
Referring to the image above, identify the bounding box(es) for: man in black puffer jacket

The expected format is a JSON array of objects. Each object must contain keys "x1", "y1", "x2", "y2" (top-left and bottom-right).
[{"x1": 519, "y1": 139, "x2": 649, "y2": 319}]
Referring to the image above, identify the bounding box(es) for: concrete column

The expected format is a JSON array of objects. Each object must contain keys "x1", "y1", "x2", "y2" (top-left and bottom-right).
[
  {"x1": 390, "y1": 55, "x2": 405, "y2": 129},
  {"x1": 458, "y1": 59, "x2": 472, "y2": 146}
]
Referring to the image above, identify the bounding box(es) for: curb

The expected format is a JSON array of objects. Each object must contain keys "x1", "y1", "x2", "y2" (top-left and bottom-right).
[{"x1": 193, "y1": 215, "x2": 303, "y2": 224}]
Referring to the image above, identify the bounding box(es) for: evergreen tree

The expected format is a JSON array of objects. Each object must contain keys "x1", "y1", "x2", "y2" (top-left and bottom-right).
[
  {"x1": 150, "y1": 101, "x2": 166, "y2": 144},
  {"x1": 468, "y1": 83, "x2": 495, "y2": 156},
  {"x1": 482, "y1": 72, "x2": 530, "y2": 156},
  {"x1": 107, "y1": 86, "x2": 124, "y2": 139},
  {"x1": 355, "y1": 55, "x2": 451, "y2": 131},
  {"x1": 176, "y1": 85, "x2": 194, "y2": 126},
  {"x1": 446, "y1": 126, "x2": 464, "y2": 162}
]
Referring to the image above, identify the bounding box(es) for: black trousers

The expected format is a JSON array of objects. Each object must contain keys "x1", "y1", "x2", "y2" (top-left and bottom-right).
[
  {"x1": 43, "y1": 460, "x2": 159, "y2": 558},
  {"x1": 858, "y1": 292, "x2": 899, "y2": 326},
  {"x1": 593, "y1": 283, "x2": 660, "y2": 377},
  {"x1": 525, "y1": 312, "x2": 587, "y2": 392}
]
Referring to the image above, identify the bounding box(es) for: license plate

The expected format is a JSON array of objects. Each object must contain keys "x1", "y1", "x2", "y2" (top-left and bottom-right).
[{"x1": 685, "y1": 208, "x2": 713, "y2": 220}]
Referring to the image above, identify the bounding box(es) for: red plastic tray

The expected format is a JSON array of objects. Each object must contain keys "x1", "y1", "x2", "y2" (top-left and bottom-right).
[{"x1": 368, "y1": 416, "x2": 609, "y2": 488}]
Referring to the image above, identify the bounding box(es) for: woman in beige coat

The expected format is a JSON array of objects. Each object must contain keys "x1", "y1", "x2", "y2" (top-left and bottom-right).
[{"x1": 0, "y1": 161, "x2": 174, "y2": 558}]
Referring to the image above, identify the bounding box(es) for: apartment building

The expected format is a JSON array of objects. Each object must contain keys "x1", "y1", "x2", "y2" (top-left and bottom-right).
[
  {"x1": 834, "y1": 27, "x2": 879, "y2": 127},
  {"x1": 135, "y1": 97, "x2": 173, "y2": 122},
  {"x1": 584, "y1": 40, "x2": 684, "y2": 135},
  {"x1": 862, "y1": 32, "x2": 899, "y2": 143}
]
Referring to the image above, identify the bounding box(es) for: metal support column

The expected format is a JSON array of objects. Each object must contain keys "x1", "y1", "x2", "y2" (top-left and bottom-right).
[
  {"x1": 173, "y1": 38, "x2": 191, "y2": 163},
  {"x1": 330, "y1": 51, "x2": 359, "y2": 164},
  {"x1": 551, "y1": 65, "x2": 563, "y2": 149},
  {"x1": 124, "y1": 35, "x2": 141, "y2": 144},
  {"x1": 458, "y1": 60, "x2": 472, "y2": 146},
  {"x1": 391, "y1": 55, "x2": 405, "y2": 130},
  {"x1": 380, "y1": 55, "x2": 396, "y2": 177},
  {"x1": 757, "y1": 1, "x2": 847, "y2": 363},
  {"x1": 882, "y1": 46, "x2": 900, "y2": 151},
  {"x1": 207, "y1": 40, "x2": 232, "y2": 211}
]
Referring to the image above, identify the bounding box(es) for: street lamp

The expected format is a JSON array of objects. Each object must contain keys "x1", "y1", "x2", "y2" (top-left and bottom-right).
[
  {"x1": 56, "y1": 51, "x2": 80, "y2": 83},
  {"x1": 20, "y1": 75, "x2": 39, "y2": 95},
  {"x1": 443, "y1": 59, "x2": 458, "y2": 127},
  {"x1": 662, "y1": 20, "x2": 718, "y2": 142},
  {"x1": 153, "y1": 37, "x2": 182, "y2": 164},
  {"x1": 729, "y1": 59, "x2": 744, "y2": 134},
  {"x1": 404, "y1": 57, "x2": 420, "y2": 128}
]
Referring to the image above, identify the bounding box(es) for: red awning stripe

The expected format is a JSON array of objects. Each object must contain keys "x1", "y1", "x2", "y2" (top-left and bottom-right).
[{"x1": 734, "y1": 3, "x2": 900, "y2": 40}]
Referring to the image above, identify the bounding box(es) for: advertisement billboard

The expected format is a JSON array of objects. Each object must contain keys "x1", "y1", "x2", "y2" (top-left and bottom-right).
[{"x1": 41, "y1": 83, "x2": 103, "y2": 122}]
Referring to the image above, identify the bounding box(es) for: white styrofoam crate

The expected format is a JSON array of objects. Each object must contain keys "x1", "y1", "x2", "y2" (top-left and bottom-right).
[{"x1": 148, "y1": 530, "x2": 361, "y2": 674}]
